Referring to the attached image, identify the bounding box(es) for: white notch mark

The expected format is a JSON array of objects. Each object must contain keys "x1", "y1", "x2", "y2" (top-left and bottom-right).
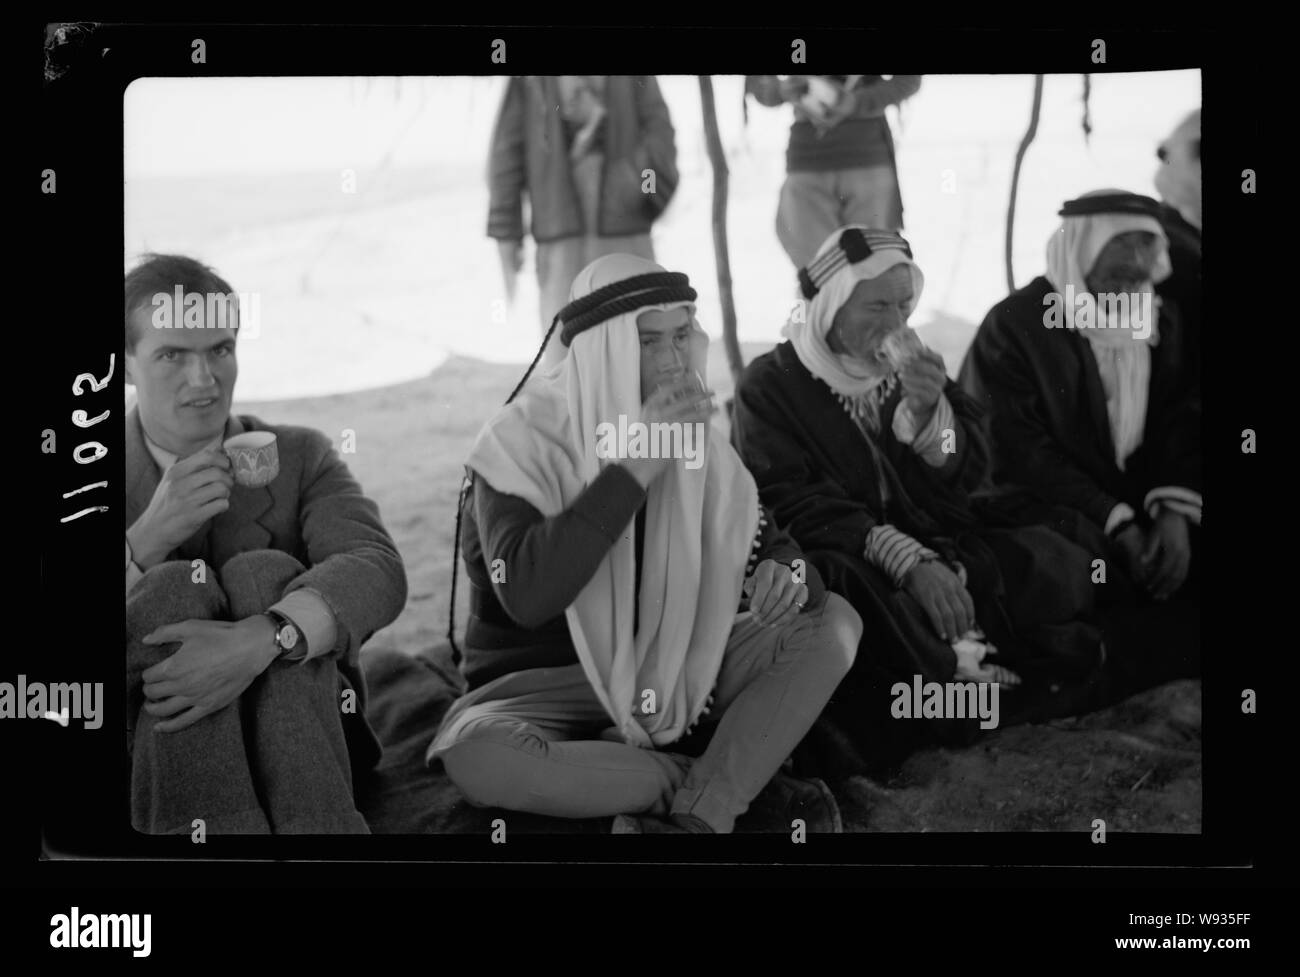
[
  {"x1": 60, "y1": 505, "x2": 109, "y2": 523},
  {"x1": 44, "y1": 709, "x2": 69, "y2": 727},
  {"x1": 62, "y1": 481, "x2": 108, "y2": 498}
]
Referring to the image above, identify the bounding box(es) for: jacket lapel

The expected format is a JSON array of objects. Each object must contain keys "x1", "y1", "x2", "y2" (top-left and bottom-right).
[
  {"x1": 207, "y1": 414, "x2": 275, "y2": 565},
  {"x1": 125, "y1": 407, "x2": 162, "y2": 529}
]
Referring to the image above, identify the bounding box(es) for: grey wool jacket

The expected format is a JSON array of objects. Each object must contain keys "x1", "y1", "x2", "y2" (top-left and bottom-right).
[{"x1": 125, "y1": 407, "x2": 408, "y2": 720}]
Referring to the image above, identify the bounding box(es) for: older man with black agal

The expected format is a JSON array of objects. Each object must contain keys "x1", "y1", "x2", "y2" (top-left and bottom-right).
[
  {"x1": 732, "y1": 227, "x2": 1105, "y2": 772},
  {"x1": 124, "y1": 254, "x2": 407, "y2": 834},
  {"x1": 960, "y1": 191, "x2": 1202, "y2": 691}
]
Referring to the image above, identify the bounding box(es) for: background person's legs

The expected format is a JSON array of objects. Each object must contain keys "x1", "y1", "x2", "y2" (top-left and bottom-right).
[
  {"x1": 837, "y1": 165, "x2": 903, "y2": 231},
  {"x1": 535, "y1": 149, "x2": 657, "y2": 368},
  {"x1": 127, "y1": 560, "x2": 271, "y2": 834},
  {"x1": 670, "y1": 592, "x2": 861, "y2": 832},
  {"x1": 586, "y1": 231, "x2": 654, "y2": 265},
  {"x1": 221, "y1": 550, "x2": 370, "y2": 834},
  {"x1": 775, "y1": 171, "x2": 843, "y2": 269},
  {"x1": 535, "y1": 236, "x2": 586, "y2": 368}
]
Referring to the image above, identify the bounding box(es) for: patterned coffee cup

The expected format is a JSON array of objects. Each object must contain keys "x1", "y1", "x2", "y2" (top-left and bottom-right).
[{"x1": 224, "y1": 431, "x2": 279, "y2": 488}]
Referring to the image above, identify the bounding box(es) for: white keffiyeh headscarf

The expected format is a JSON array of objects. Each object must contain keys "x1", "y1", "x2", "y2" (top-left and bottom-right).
[
  {"x1": 465, "y1": 254, "x2": 759, "y2": 748},
  {"x1": 1046, "y1": 190, "x2": 1172, "y2": 470},
  {"x1": 782, "y1": 225, "x2": 925, "y2": 430}
]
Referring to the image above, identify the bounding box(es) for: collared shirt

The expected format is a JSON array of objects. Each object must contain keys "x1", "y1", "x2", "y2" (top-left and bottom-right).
[{"x1": 125, "y1": 430, "x2": 337, "y2": 661}]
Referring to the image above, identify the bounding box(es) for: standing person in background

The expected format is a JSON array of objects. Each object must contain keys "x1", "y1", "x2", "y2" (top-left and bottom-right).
[
  {"x1": 487, "y1": 76, "x2": 679, "y2": 368},
  {"x1": 746, "y1": 74, "x2": 921, "y2": 269},
  {"x1": 1154, "y1": 109, "x2": 1201, "y2": 381}
]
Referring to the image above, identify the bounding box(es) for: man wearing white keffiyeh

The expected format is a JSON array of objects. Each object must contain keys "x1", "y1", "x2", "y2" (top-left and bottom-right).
[
  {"x1": 428, "y1": 253, "x2": 863, "y2": 833},
  {"x1": 734, "y1": 227, "x2": 1108, "y2": 772},
  {"x1": 782, "y1": 227, "x2": 965, "y2": 612},
  {"x1": 962, "y1": 190, "x2": 1202, "y2": 606}
]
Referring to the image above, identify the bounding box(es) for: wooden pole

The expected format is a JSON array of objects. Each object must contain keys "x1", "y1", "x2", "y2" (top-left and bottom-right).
[
  {"x1": 698, "y1": 75, "x2": 743, "y2": 386},
  {"x1": 1006, "y1": 73, "x2": 1044, "y2": 294}
]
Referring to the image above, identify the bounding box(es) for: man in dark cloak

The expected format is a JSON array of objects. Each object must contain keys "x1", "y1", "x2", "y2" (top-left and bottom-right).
[{"x1": 732, "y1": 227, "x2": 1105, "y2": 775}]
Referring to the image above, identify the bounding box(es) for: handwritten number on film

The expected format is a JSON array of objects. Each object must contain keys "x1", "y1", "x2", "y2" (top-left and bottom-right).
[{"x1": 61, "y1": 355, "x2": 115, "y2": 523}]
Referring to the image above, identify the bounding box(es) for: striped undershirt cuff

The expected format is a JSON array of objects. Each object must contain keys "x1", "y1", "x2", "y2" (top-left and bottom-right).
[
  {"x1": 1104, "y1": 502, "x2": 1138, "y2": 537},
  {"x1": 1145, "y1": 486, "x2": 1203, "y2": 526},
  {"x1": 892, "y1": 393, "x2": 956, "y2": 468},
  {"x1": 865, "y1": 524, "x2": 939, "y2": 587}
]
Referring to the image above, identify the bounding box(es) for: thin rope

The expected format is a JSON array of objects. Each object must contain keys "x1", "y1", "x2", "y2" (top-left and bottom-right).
[{"x1": 448, "y1": 312, "x2": 562, "y2": 663}]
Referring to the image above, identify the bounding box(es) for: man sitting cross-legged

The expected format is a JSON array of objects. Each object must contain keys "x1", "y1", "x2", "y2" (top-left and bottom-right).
[{"x1": 429, "y1": 253, "x2": 862, "y2": 833}]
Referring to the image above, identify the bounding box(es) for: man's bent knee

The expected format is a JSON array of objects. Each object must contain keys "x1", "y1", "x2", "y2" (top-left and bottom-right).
[
  {"x1": 441, "y1": 734, "x2": 541, "y2": 811},
  {"x1": 127, "y1": 561, "x2": 227, "y2": 687},
  {"x1": 220, "y1": 550, "x2": 308, "y2": 619},
  {"x1": 775, "y1": 592, "x2": 861, "y2": 681},
  {"x1": 127, "y1": 560, "x2": 226, "y2": 631},
  {"x1": 819, "y1": 592, "x2": 863, "y2": 678}
]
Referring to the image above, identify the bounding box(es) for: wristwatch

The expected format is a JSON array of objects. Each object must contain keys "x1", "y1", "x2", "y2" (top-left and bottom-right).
[{"x1": 264, "y1": 609, "x2": 307, "y2": 662}]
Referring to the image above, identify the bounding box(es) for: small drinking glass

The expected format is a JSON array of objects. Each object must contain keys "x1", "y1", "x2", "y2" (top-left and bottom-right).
[{"x1": 880, "y1": 328, "x2": 926, "y2": 373}]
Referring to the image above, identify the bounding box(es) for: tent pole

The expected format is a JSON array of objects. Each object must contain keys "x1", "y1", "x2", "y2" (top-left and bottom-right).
[
  {"x1": 1006, "y1": 73, "x2": 1044, "y2": 293},
  {"x1": 698, "y1": 75, "x2": 743, "y2": 388}
]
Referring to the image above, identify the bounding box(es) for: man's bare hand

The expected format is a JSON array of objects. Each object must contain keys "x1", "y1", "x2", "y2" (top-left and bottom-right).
[
  {"x1": 497, "y1": 239, "x2": 524, "y2": 302},
  {"x1": 813, "y1": 84, "x2": 858, "y2": 131},
  {"x1": 1141, "y1": 508, "x2": 1192, "y2": 600},
  {"x1": 1113, "y1": 523, "x2": 1152, "y2": 591},
  {"x1": 903, "y1": 559, "x2": 975, "y2": 642},
  {"x1": 140, "y1": 616, "x2": 279, "y2": 733},
  {"x1": 622, "y1": 374, "x2": 715, "y2": 488},
  {"x1": 898, "y1": 349, "x2": 947, "y2": 426},
  {"x1": 744, "y1": 559, "x2": 809, "y2": 629},
  {"x1": 127, "y1": 449, "x2": 233, "y2": 569},
  {"x1": 779, "y1": 76, "x2": 811, "y2": 102}
]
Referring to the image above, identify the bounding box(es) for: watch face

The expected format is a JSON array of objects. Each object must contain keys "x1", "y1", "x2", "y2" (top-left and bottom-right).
[{"x1": 278, "y1": 624, "x2": 300, "y2": 650}]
